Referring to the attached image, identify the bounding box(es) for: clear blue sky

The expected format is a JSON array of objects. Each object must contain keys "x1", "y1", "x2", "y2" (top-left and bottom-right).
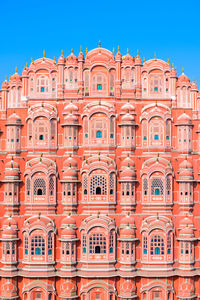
[{"x1": 0, "y1": 0, "x2": 200, "y2": 87}]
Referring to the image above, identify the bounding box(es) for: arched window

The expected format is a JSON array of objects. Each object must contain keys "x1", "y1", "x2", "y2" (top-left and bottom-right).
[
  {"x1": 89, "y1": 233, "x2": 106, "y2": 254},
  {"x1": 34, "y1": 178, "x2": 46, "y2": 195},
  {"x1": 82, "y1": 235, "x2": 87, "y2": 254},
  {"x1": 49, "y1": 177, "x2": 54, "y2": 196},
  {"x1": 143, "y1": 236, "x2": 148, "y2": 254},
  {"x1": 90, "y1": 175, "x2": 107, "y2": 195},
  {"x1": 151, "y1": 178, "x2": 163, "y2": 195},
  {"x1": 48, "y1": 233, "x2": 53, "y2": 255},
  {"x1": 92, "y1": 73, "x2": 107, "y2": 95},
  {"x1": 26, "y1": 178, "x2": 30, "y2": 196},
  {"x1": 31, "y1": 236, "x2": 45, "y2": 255},
  {"x1": 24, "y1": 236, "x2": 28, "y2": 255},
  {"x1": 150, "y1": 76, "x2": 162, "y2": 94},
  {"x1": 143, "y1": 178, "x2": 148, "y2": 195},
  {"x1": 37, "y1": 76, "x2": 49, "y2": 93},
  {"x1": 150, "y1": 235, "x2": 164, "y2": 255},
  {"x1": 96, "y1": 130, "x2": 102, "y2": 138}
]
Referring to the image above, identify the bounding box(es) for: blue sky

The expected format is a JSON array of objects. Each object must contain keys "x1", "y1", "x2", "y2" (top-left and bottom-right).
[{"x1": 0, "y1": 0, "x2": 200, "y2": 87}]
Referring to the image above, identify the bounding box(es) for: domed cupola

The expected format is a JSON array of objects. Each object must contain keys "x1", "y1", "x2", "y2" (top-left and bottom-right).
[
  {"x1": 121, "y1": 101, "x2": 135, "y2": 114},
  {"x1": 63, "y1": 167, "x2": 78, "y2": 181},
  {"x1": 178, "y1": 159, "x2": 193, "y2": 181},
  {"x1": 6, "y1": 113, "x2": 22, "y2": 126},
  {"x1": 58, "y1": 50, "x2": 65, "y2": 64},
  {"x1": 78, "y1": 46, "x2": 84, "y2": 61},
  {"x1": 121, "y1": 112, "x2": 135, "y2": 125},
  {"x1": 63, "y1": 156, "x2": 78, "y2": 169},
  {"x1": 120, "y1": 213, "x2": 136, "y2": 229},
  {"x1": 134, "y1": 50, "x2": 142, "y2": 65},
  {"x1": 2, "y1": 215, "x2": 18, "y2": 230},
  {"x1": 61, "y1": 214, "x2": 76, "y2": 229},
  {"x1": 176, "y1": 113, "x2": 192, "y2": 126},
  {"x1": 4, "y1": 159, "x2": 20, "y2": 180},
  {"x1": 61, "y1": 226, "x2": 76, "y2": 240},
  {"x1": 115, "y1": 46, "x2": 122, "y2": 61},
  {"x1": 10, "y1": 68, "x2": 22, "y2": 84},
  {"x1": 1, "y1": 77, "x2": 9, "y2": 90},
  {"x1": 120, "y1": 167, "x2": 136, "y2": 181},
  {"x1": 178, "y1": 68, "x2": 190, "y2": 85},
  {"x1": 121, "y1": 155, "x2": 135, "y2": 169},
  {"x1": 63, "y1": 101, "x2": 78, "y2": 115},
  {"x1": 66, "y1": 49, "x2": 78, "y2": 64}
]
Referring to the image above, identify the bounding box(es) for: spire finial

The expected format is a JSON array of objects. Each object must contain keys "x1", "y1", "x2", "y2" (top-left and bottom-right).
[
  {"x1": 98, "y1": 40, "x2": 101, "y2": 48},
  {"x1": 15, "y1": 67, "x2": 17, "y2": 73},
  {"x1": 80, "y1": 45, "x2": 82, "y2": 52},
  {"x1": 137, "y1": 49, "x2": 139, "y2": 57},
  {"x1": 86, "y1": 47, "x2": 88, "y2": 54},
  {"x1": 71, "y1": 48, "x2": 73, "y2": 53},
  {"x1": 26, "y1": 62, "x2": 28, "y2": 68},
  {"x1": 193, "y1": 76, "x2": 195, "y2": 83},
  {"x1": 97, "y1": 211, "x2": 100, "y2": 217},
  {"x1": 172, "y1": 63, "x2": 174, "y2": 70},
  {"x1": 167, "y1": 58, "x2": 169, "y2": 64},
  {"x1": 182, "y1": 67, "x2": 184, "y2": 74},
  {"x1": 53, "y1": 56, "x2": 56, "y2": 64},
  {"x1": 38, "y1": 212, "x2": 41, "y2": 219},
  {"x1": 43, "y1": 50, "x2": 45, "y2": 58},
  {"x1": 143, "y1": 57, "x2": 145, "y2": 63},
  {"x1": 127, "y1": 48, "x2": 129, "y2": 54},
  {"x1": 118, "y1": 45, "x2": 120, "y2": 53},
  {"x1": 154, "y1": 52, "x2": 157, "y2": 60},
  {"x1": 61, "y1": 50, "x2": 63, "y2": 56},
  {"x1": 31, "y1": 58, "x2": 34, "y2": 64},
  {"x1": 5, "y1": 75, "x2": 7, "y2": 81},
  {"x1": 112, "y1": 47, "x2": 115, "y2": 55}
]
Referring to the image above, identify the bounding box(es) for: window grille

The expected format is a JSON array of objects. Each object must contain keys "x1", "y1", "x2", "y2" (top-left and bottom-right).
[
  {"x1": 143, "y1": 178, "x2": 148, "y2": 194},
  {"x1": 166, "y1": 176, "x2": 171, "y2": 194},
  {"x1": 33, "y1": 178, "x2": 46, "y2": 195},
  {"x1": 48, "y1": 234, "x2": 52, "y2": 255},
  {"x1": 89, "y1": 233, "x2": 106, "y2": 254},
  {"x1": 90, "y1": 175, "x2": 107, "y2": 195},
  {"x1": 150, "y1": 235, "x2": 164, "y2": 255},
  {"x1": 109, "y1": 232, "x2": 114, "y2": 253},
  {"x1": 24, "y1": 236, "x2": 28, "y2": 255},
  {"x1": 31, "y1": 236, "x2": 45, "y2": 255},
  {"x1": 151, "y1": 178, "x2": 163, "y2": 195},
  {"x1": 143, "y1": 236, "x2": 148, "y2": 254},
  {"x1": 109, "y1": 174, "x2": 114, "y2": 189},
  {"x1": 167, "y1": 235, "x2": 171, "y2": 254},
  {"x1": 49, "y1": 177, "x2": 54, "y2": 195}
]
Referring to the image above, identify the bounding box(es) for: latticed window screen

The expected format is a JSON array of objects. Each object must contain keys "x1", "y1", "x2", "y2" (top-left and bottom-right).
[
  {"x1": 83, "y1": 176, "x2": 88, "y2": 189},
  {"x1": 151, "y1": 178, "x2": 163, "y2": 195},
  {"x1": 90, "y1": 175, "x2": 107, "y2": 195},
  {"x1": 48, "y1": 234, "x2": 52, "y2": 255},
  {"x1": 143, "y1": 236, "x2": 148, "y2": 254},
  {"x1": 89, "y1": 233, "x2": 106, "y2": 254},
  {"x1": 109, "y1": 233, "x2": 114, "y2": 251},
  {"x1": 31, "y1": 236, "x2": 45, "y2": 255},
  {"x1": 167, "y1": 235, "x2": 171, "y2": 254},
  {"x1": 24, "y1": 236, "x2": 28, "y2": 254},
  {"x1": 166, "y1": 176, "x2": 171, "y2": 194},
  {"x1": 143, "y1": 178, "x2": 148, "y2": 194},
  {"x1": 150, "y1": 235, "x2": 164, "y2": 255},
  {"x1": 109, "y1": 174, "x2": 114, "y2": 189},
  {"x1": 49, "y1": 177, "x2": 54, "y2": 195},
  {"x1": 33, "y1": 178, "x2": 46, "y2": 195}
]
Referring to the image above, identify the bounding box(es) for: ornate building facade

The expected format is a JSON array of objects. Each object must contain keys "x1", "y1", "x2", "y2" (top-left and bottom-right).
[{"x1": 0, "y1": 44, "x2": 200, "y2": 299}]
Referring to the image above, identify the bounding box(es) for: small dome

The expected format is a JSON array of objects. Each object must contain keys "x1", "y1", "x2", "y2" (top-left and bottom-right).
[
  {"x1": 2, "y1": 226, "x2": 17, "y2": 238},
  {"x1": 120, "y1": 168, "x2": 136, "y2": 179},
  {"x1": 61, "y1": 215, "x2": 76, "y2": 228},
  {"x1": 58, "y1": 53, "x2": 65, "y2": 64},
  {"x1": 120, "y1": 226, "x2": 135, "y2": 237},
  {"x1": 6, "y1": 113, "x2": 22, "y2": 125},
  {"x1": 5, "y1": 160, "x2": 20, "y2": 179},
  {"x1": 64, "y1": 113, "x2": 78, "y2": 123},
  {"x1": 115, "y1": 50, "x2": 121, "y2": 61},
  {"x1": 179, "y1": 227, "x2": 194, "y2": 238},
  {"x1": 121, "y1": 156, "x2": 135, "y2": 168},
  {"x1": 61, "y1": 226, "x2": 76, "y2": 238},
  {"x1": 63, "y1": 102, "x2": 78, "y2": 114},
  {"x1": 121, "y1": 102, "x2": 135, "y2": 112},
  {"x1": 10, "y1": 71, "x2": 22, "y2": 82},
  {"x1": 178, "y1": 73, "x2": 190, "y2": 83},
  {"x1": 63, "y1": 157, "x2": 78, "y2": 169},
  {"x1": 2, "y1": 216, "x2": 17, "y2": 228},
  {"x1": 78, "y1": 50, "x2": 84, "y2": 61},
  {"x1": 179, "y1": 159, "x2": 193, "y2": 170},
  {"x1": 135, "y1": 53, "x2": 142, "y2": 64},
  {"x1": 179, "y1": 217, "x2": 193, "y2": 228},
  {"x1": 176, "y1": 113, "x2": 192, "y2": 125},
  {"x1": 66, "y1": 51, "x2": 78, "y2": 63},
  {"x1": 2, "y1": 80, "x2": 9, "y2": 90},
  {"x1": 63, "y1": 167, "x2": 78, "y2": 179},
  {"x1": 121, "y1": 113, "x2": 135, "y2": 122},
  {"x1": 120, "y1": 214, "x2": 135, "y2": 228}
]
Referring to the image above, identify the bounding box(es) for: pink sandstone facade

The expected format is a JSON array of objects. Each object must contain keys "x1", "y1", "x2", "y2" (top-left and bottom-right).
[{"x1": 0, "y1": 44, "x2": 200, "y2": 300}]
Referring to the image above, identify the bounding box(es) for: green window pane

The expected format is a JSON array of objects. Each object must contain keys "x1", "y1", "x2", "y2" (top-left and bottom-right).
[
  {"x1": 154, "y1": 87, "x2": 158, "y2": 92},
  {"x1": 97, "y1": 84, "x2": 102, "y2": 90},
  {"x1": 41, "y1": 87, "x2": 45, "y2": 92}
]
